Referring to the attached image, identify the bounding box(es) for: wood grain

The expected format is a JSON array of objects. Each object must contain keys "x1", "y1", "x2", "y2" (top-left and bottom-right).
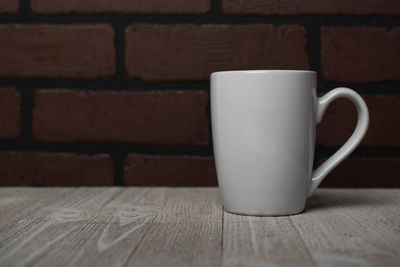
[
  {"x1": 223, "y1": 213, "x2": 316, "y2": 266},
  {"x1": 125, "y1": 188, "x2": 222, "y2": 266},
  {"x1": 292, "y1": 189, "x2": 400, "y2": 266},
  {"x1": 0, "y1": 188, "x2": 399, "y2": 267},
  {"x1": 0, "y1": 188, "x2": 165, "y2": 267}
]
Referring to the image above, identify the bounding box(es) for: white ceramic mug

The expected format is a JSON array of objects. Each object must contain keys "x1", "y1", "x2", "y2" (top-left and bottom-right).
[{"x1": 211, "y1": 70, "x2": 369, "y2": 216}]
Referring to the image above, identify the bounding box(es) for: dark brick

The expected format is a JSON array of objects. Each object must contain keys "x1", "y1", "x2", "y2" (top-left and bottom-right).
[
  {"x1": 0, "y1": 88, "x2": 20, "y2": 140},
  {"x1": 33, "y1": 90, "x2": 210, "y2": 146},
  {"x1": 319, "y1": 157, "x2": 400, "y2": 187},
  {"x1": 123, "y1": 155, "x2": 399, "y2": 187},
  {"x1": 0, "y1": 25, "x2": 115, "y2": 79},
  {"x1": 125, "y1": 24, "x2": 309, "y2": 81},
  {"x1": 0, "y1": 152, "x2": 113, "y2": 186},
  {"x1": 223, "y1": 0, "x2": 400, "y2": 15},
  {"x1": 124, "y1": 155, "x2": 217, "y2": 186},
  {"x1": 0, "y1": 0, "x2": 17, "y2": 13},
  {"x1": 317, "y1": 95, "x2": 400, "y2": 147},
  {"x1": 32, "y1": 0, "x2": 210, "y2": 14},
  {"x1": 322, "y1": 27, "x2": 400, "y2": 82}
]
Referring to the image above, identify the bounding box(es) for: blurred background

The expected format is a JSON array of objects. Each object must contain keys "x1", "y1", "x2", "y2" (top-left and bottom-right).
[{"x1": 0, "y1": 0, "x2": 399, "y2": 187}]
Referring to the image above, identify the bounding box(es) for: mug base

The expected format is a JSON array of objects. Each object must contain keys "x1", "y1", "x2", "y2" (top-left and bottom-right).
[{"x1": 223, "y1": 206, "x2": 305, "y2": 217}]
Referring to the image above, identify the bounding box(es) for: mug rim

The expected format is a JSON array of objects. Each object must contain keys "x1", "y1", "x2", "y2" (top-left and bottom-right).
[{"x1": 211, "y1": 70, "x2": 316, "y2": 76}]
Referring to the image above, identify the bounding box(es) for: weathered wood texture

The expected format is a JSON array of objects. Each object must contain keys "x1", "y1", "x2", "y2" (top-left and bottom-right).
[{"x1": 0, "y1": 188, "x2": 399, "y2": 266}]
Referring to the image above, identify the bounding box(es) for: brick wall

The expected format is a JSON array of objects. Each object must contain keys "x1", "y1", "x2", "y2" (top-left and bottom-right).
[{"x1": 0, "y1": 0, "x2": 399, "y2": 187}]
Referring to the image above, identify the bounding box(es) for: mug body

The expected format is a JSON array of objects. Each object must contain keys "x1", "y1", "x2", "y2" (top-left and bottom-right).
[{"x1": 211, "y1": 70, "x2": 317, "y2": 216}]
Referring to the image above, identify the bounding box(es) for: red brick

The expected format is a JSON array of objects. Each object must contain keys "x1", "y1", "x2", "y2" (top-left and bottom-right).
[
  {"x1": 125, "y1": 24, "x2": 309, "y2": 81},
  {"x1": 0, "y1": 0, "x2": 18, "y2": 13},
  {"x1": 33, "y1": 90, "x2": 210, "y2": 146},
  {"x1": 0, "y1": 25, "x2": 115, "y2": 79},
  {"x1": 319, "y1": 157, "x2": 400, "y2": 187},
  {"x1": 322, "y1": 27, "x2": 400, "y2": 82},
  {"x1": 124, "y1": 155, "x2": 217, "y2": 186},
  {"x1": 0, "y1": 88, "x2": 20, "y2": 140},
  {"x1": 317, "y1": 95, "x2": 400, "y2": 147},
  {"x1": 31, "y1": 0, "x2": 210, "y2": 14},
  {"x1": 0, "y1": 152, "x2": 113, "y2": 186},
  {"x1": 223, "y1": 0, "x2": 400, "y2": 15},
  {"x1": 124, "y1": 155, "x2": 400, "y2": 187}
]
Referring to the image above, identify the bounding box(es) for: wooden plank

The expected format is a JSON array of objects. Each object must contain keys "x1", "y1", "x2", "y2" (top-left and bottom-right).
[
  {"x1": 223, "y1": 211, "x2": 316, "y2": 266},
  {"x1": 34, "y1": 188, "x2": 167, "y2": 267},
  {"x1": 0, "y1": 187, "x2": 167, "y2": 267},
  {"x1": 0, "y1": 188, "x2": 123, "y2": 266},
  {"x1": 125, "y1": 188, "x2": 223, "y2": 267},
  {"x1": 222, "y1": 189, "x2": 400, "y2": 267},
  {"x1": 0, "y1": 188, "x2": 74, "y2": 229},
  {"x1": 0, "y1": 188, "x2": 399, "y2": 267},
  {"x1": 291, "y1": 189, "x2": 400, "y2": 267},
  {"x1": 0, "y1": 187, "x2": 79, "y2": 243}
]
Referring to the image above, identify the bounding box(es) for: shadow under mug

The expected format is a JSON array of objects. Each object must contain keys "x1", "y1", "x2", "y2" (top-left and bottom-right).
[{"x1": 211, "y1": 70, "x2": 369, "y2": 216}]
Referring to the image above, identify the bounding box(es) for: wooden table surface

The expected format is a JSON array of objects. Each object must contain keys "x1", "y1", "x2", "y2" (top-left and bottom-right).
[{"x1": 0, "y1": 188, "x2": 399, "y2": 267}]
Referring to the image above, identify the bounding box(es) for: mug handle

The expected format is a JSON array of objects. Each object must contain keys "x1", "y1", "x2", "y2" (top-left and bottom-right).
[{"x1": 308, "y1": 87, "x2": 369, "y2": 196}]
